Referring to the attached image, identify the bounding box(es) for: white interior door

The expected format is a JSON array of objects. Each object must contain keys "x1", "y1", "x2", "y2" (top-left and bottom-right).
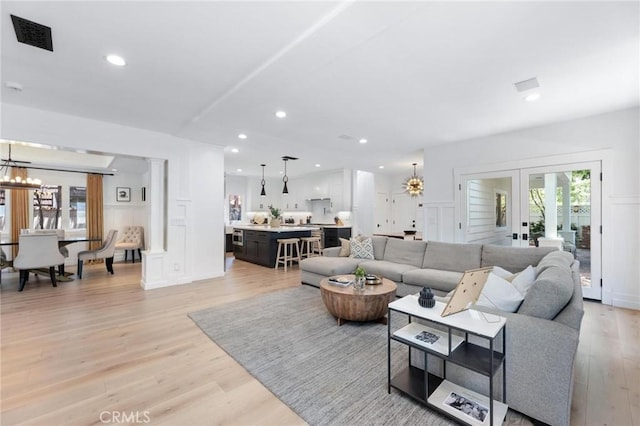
[
  {"x1": 374, "y1": 192, "x2": 390, "y2": 233},
  {"x1": 520, "y1": 161, "x2": 601, "y2": 300}
]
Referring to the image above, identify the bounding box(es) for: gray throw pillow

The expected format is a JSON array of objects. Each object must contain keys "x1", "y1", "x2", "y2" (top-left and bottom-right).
[{"x1": 517, "y1": 265, "x2": 573, "y2": 320}]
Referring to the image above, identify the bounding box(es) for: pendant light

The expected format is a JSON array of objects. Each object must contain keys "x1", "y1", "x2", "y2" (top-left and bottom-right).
[
  {"x1": 282, "y1": 158, "x2": 289, "y2": 194},
  {"x1": 260, "y1": 164, "x2": 266, "y2": 197},
  {"x1": 402, "y1": 163, "x2": 424, "y2": 197}
]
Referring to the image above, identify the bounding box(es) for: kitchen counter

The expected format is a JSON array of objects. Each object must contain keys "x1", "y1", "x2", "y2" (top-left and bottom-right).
[
  {"x1": 233, "y1": 225, "x2": 320, "y2": 232},
  {"x1": 232, "y1": 226, "x2": 315, "y2": 267}
]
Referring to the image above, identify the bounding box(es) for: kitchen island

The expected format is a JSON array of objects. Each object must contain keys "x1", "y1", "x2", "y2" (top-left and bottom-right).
[{"x1": 232, "y1": 225, "x2": 319, "y2": 268}]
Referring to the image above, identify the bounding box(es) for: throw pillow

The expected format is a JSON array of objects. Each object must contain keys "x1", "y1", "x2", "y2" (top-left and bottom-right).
[
  {"x1": 475, "y1": 272, "x2": 524, "y2": 313},
  {"x1": 491, "y1": 266, "x2": 513, "y2": 279},
  {"x1": 350, "y1": 237, "x2": 374, "y2": 260},
  {"x1": 338, "y1": 238, "x2": 351, "y2": 257},
  {"x1": 510, "y1": 265, "x2": 537, "y2": 297}
]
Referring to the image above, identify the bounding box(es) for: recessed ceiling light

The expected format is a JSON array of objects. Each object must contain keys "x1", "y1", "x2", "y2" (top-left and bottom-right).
[
  {"x1": 378, "y1": 165, "x2": 384, "y2": 169},
  {"x1": 275, "y1": 110, "x2": 287, "y2": 118},
  {"x1": 106, "y1": 54, "x2": 126, "y2": 66},
  {"x1": 238, "y1": 134, "x2": 247, "y2": 139},
  {"x1": 524, "y1": 92, "x2": 541, "y2": 102},
  {"x1": 315, "y1": 164, "x2": 321, "y2": 168},
  {"x1": 231, "y1": 148, "x2": 239, "y2": 153},
  {"x1": 237, "y1": 168, "x2": 242, "y2": 172},
  {"x1": 359, "y1": 138, "x2": 368, "y2": 144}
]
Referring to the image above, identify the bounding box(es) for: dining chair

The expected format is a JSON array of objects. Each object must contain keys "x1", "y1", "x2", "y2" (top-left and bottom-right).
[
  {"x1": 33, "y1": 229, "x2": 69, "y2": 274},
  {"x1": 13, "y1": 234, "x2": 65, "y2": 291},
  {"x1": 0, "y1": 248, "x2": 11, "y2": 284},
  {"x1": 77, "y1": 229, "x2": 118, "y2": 279},
  {"x1": 115, "y1": 226, "x2": 144, "y2": 263}
]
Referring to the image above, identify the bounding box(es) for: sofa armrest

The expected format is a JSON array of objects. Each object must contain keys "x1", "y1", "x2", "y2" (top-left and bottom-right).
[
  {"x1": 323, "y1": 247, "x2": 341, "y2": 257},
  {"x1": 479, "y1": 308, "x2": 580, "y2": 426}
]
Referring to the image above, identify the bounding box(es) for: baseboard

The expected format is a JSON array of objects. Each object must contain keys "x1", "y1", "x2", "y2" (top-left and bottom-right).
[{"x1": 611, "y1": 293, "x2": 640, "y2": 310}]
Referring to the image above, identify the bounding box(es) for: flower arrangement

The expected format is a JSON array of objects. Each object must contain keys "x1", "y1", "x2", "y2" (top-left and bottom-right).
[
  {"x1": 268, "y1": 205, "x2": 282, "y2": 218},
  {"x1": 354, "y1": 266, "x2": 366, "y2": 279}
]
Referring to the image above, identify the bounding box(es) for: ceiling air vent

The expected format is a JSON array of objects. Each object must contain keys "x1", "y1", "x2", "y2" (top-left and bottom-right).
[
  {"x1": 11, "y1": 15, "x2": 53, "y2": 51},
  {"x1": 513, "y1": 77, "x2": 539, "y2": 93}
]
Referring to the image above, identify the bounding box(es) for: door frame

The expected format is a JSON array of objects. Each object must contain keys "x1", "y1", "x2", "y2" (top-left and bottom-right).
[{"x1": 454, "y1": 149, "x2": 610, "y2": 303}]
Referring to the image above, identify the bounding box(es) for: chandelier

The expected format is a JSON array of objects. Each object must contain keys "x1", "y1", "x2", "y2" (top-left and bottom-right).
[
  {"x1": 403, "y1": 163, "x2": 424, "y2": 197},
  {"x1": 0, "y1": 145, "x2": 42, "y2": 190}
]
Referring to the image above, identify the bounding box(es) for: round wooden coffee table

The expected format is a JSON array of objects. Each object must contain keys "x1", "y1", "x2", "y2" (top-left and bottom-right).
[{"x1": 320, "y1": 275, "x2": 397, "y2": 326}]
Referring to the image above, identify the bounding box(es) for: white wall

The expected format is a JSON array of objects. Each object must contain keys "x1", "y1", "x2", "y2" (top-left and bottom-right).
[
  {"x1": 422, "y1": 107, "x2": 640, "y2": 309},
  {"x1": 1, "y1": 103, "x2": 225, "y2": 289}
]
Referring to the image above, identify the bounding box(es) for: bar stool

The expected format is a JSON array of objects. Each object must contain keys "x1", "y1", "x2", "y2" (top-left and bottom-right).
[
  {"x1": 300, "y1": 236, "x2": 322, "y2": 258},
  {"x1": 275, "y1": 238, "x2": 301, "y2": 271}
]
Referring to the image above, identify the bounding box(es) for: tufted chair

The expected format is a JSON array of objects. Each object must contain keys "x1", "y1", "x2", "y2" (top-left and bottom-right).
[
  {"x1": 33, "y1": 229, "x2": 68, "y2": 274},
  {"x1": 77, "y1": 229, "x2": 118, "y2": 278},
  {"x1": 115, "y1": 226, "x2": 144, "y2": 263}
]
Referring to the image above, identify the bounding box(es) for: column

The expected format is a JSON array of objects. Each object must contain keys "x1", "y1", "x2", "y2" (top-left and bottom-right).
[{"x1": 544, "y1": 173, "x2": 558, "y2": 239}]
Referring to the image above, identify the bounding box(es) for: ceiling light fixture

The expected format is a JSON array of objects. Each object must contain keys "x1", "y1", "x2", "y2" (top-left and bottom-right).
[
  {"x1": 524, "y1": 92, "x2": 541, "y2": 102},
  {"x1": 0, "y1": 145, "x2": 42, "y2": 189},
  {"x1": 359, "y1": 138, "x2": 368, "y2": 144},
  {"x1": 275, "y1": 110, "x2": 287, "y2": 118},
  {"x1": 260, "y1": 164, "x2": 266, "y2": 197},
  {"x1": 282, "y1": 158, "x2": 289, "y2": 194},
  {"x1": 402, "y1": 163, "x2": 424, "y2": 197},
  {"x1": 315, "y1": 164, "x2": 320, "y2": 168},
  {"x1": 280, "y1": 156, "x2": 298, "y2": 194},
  {"x1": 231, "y1": 148, "x2": 239, "y2": 153},
  {"x1": 238, "y1": 134, "x2": 247, "y2": 139},
  {"x1": 106, "y1": 54, "x2": 126, "y2": 66}
]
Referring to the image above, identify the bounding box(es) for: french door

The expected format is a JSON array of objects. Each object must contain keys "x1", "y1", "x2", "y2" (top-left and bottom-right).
[{"x1": 461, "y1": 161, "x2": 601, "y2": 300}]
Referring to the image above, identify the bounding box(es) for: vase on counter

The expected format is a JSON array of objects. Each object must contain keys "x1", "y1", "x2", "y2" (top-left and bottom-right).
[{"x1": 270, "y1": 218, "x2": 281, "y2": 228}]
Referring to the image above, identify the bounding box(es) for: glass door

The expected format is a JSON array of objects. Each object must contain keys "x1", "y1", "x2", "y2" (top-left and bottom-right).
[
  {"x1": 461, "y1": 170, "x2": 520, "y2": 247},
  {"x1": 520, "y1": 162, "x2": 601, "y2": 300}
]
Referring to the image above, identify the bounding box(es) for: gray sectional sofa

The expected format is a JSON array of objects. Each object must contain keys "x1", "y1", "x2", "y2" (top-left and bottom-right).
[{"x1": 299, "y1": 236, "x2": 584, "y2": 426}]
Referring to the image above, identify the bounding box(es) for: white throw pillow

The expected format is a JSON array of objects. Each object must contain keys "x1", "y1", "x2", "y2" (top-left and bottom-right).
[
  {"x1": 511, "y1": 265, "x2": 537, "y2": 297},
  {"x1": 475, "y1": 272, "x2": 524, "y2": 313},
  {"x1": 491, "y1": 266, "x2": 513, "y2": 279},
  {"x1": 349, "y1": 237, "x2": 374, "y2": 259}
]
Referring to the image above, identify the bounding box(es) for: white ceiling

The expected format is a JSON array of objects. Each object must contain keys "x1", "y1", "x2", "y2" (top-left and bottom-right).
[{"x1": 1, "y1": 1, "x2": 638, "y2": 178}]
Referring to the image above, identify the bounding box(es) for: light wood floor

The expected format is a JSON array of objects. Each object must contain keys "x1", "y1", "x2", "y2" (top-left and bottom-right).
[{"x1": 0, "y1": 256, "x2": 638, "y2": 426}]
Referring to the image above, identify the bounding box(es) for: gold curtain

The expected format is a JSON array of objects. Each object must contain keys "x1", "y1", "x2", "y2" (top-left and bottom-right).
[
  {"x1": 9, "y1": 167, "x2": 29, "y2": 258},
  {"x1": 86, "y1": 174, "x2": 104, "y2": 252}
]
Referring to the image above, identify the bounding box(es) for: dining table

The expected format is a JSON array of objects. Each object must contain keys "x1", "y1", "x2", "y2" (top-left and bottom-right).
[{"x1": 1, "y1": 236, "x2": 103, "y2": 279}]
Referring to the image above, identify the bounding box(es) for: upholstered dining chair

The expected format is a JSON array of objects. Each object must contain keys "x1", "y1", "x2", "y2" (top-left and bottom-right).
[
  {"x1": 13, "y1": 233, "x2": 65, "y2": 291},
  {"x1": 33, "y1": 229, "x2": 69, "y2": 274},
  {"x1": 114, "y1": 226, "x2": 144, "y2": 263},
  {"x1": 77, "y1": 229, "x2": 118, "y2": 279}
]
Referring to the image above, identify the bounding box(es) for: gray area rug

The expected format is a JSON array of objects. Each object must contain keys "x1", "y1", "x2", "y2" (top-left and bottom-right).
[{"x1": 189, "y1": 286, "x2": 528, "y2": 426}]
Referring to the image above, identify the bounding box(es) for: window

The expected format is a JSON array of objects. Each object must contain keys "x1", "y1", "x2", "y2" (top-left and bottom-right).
[
  {"x1": 33, "y1": 185, "x2": 62, "y2": 229},
  {"x1": 69, "y1": 186, "x2": 86, "y2": 229}
]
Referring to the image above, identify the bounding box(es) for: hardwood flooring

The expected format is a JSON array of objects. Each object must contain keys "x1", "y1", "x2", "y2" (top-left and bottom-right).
[{"x1": 1, "y1": 256, "x2": 638, "y2": 426}]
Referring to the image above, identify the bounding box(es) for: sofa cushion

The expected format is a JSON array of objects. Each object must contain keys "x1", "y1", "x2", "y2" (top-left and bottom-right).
[
  {"x1": 422, "y1": 241, "x2": 482, "y2": 272},
  {"x1": 517, "y1": 265, "x2": 573, "y2": 320},
  {"x1": 535, "y1": 250, "x2": 574, "y2": 274},
  {"x1": 357, "y1": 260, "x2": 417, "y2": 283},
  {"x1": 481, "y1": 245, "x2": 556, "y2": 272},
  {"x1": 371, "y1": 236, "x2": 388, "y2": 260},
  {"x1": 510, "y1": 265, "x2": 537, "y2": 296},
  {"x1": 299, "y1": 256, "x2": 361, "y2": 276},
  {"x1": 383, "y1": 238, "x2": 427, "y2": 268},
  {"x1": 401, "y1": 268, "x2": 464, "y2": 293},
  {"x1": 350, "y1": 237, "x2": 374, "y2": 259}
]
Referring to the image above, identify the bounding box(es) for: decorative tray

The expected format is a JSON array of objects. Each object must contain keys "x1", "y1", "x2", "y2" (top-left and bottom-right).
[{"x1": 365, "y1": 275, "x2": 382, "y2": 285}]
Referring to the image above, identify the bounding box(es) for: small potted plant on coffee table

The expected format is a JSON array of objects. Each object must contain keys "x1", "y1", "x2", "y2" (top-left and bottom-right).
[{"x1": 354, "y1": 266, "x2": 366, "y2": 290}]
